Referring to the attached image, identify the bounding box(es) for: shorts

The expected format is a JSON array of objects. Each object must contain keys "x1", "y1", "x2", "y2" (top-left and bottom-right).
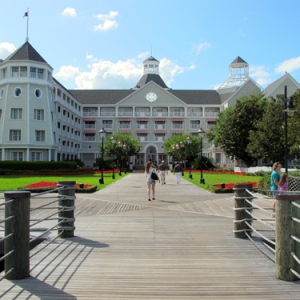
[
  {"x1": 147, "y1": 179, "x2": 156, "y2": 185},
  {"x1": 160, "y1": 171, "x2": 166, "y2": 179}
]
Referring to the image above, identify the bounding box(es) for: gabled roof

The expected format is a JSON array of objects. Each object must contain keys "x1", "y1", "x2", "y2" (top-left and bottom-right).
[
  {"x1": 3, "y1": 42, "x2": 47, "y2": 63},
  {"x1": 69, "y1": 89, "x2": 135, "y2": 105},
  {"x1": 168, "y1": 90, "x2": 221, "y2": 105},
  {"x1": 135, "y1": 74, "x2": 168, "y2": 89},
  {"x1": 263, "y1": 72, "x2": 300, "y2": 98}
]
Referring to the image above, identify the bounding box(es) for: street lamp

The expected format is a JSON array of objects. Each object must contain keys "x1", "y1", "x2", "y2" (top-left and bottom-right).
[
  {"x1": 111, "y1": 135, "x2": 116, "y2": 179},
  {"x1": 198, "y1": 127, "x2": 206, "y2": 184},
  {"x1": 180, "y1": 141, "x2": 185, "y2": 176},
  {"x1": 123, "y1": 143, "x2": 127, "y2": 174},
  {"x1": 117, "y1": 141, "x2": 122, "y2": 176},
  {"x1": 186, "y1": 136, "x2": 192, "y2": 179},
  {"x1": 98, "y1": 128, "x2": 107, "y2": 184},
  {"x1": 283, "y1": 85, "x2": 296, "y2": 175}
]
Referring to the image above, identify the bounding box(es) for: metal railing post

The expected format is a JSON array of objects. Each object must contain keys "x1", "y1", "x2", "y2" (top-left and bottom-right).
[
  {"x1": 58, "y1": 181, "x2": 76, "y2": 238},
  {"x1": 4, "y1": 191, "x2": 31, "y2": 280},
  {"x1": 233, "y1": 184, "x2": 253, "y2": 238},
  {"x1": 275, "y1": 194, "x2": 300, "y2": 281}
]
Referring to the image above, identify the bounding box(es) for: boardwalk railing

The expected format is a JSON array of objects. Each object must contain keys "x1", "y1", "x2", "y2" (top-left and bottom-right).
[
  {"x1": 233, "y1": 184, "x2": 300, "y2": 281},
  {"x1": 0, "y1": 181, "x2": 76, "y2": 281}
]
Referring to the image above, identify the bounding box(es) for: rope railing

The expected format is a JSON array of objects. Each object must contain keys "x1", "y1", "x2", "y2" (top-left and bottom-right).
[
  {"x1": 0, "y1": 180, "x2": 76, "y2": 280},
  {"x1": 233, "y1": 184, "x2": 300, "y2": 282}
]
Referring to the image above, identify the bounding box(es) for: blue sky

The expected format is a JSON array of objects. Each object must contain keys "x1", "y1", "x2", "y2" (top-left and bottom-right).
[{"x1": 1, "y1": 0, "x2": 300, "y2": 90}]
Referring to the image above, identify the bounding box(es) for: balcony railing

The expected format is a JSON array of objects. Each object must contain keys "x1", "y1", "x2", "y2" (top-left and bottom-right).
[
  {"x1": 152, "y1": 112, "x2": 168, "y2": 117},
  {"x1": 170, "y1": 112, "x2": 185, "y2": 116},
  {"x1": 84, "y1": 124, "x2": 96, "y2": 129},
  {"x1": 137, "y1": 125, "x2": 148, "y2": 129},
  {"x1": 100, "y1": 112, "x2": 115, "y2": 116},
  {"x1": 119, "y1": 124, "x2": 131, "y2": 129},
  {"x1": 155, "y1": 124, "x2": 166, "y2": 129},
  {"x1": 172, "y1": 125, "x2": 184, "y2": 129},
  {"x1": 135, "y1": 112, "x2": 150, "y2": 117},
  {"x1": 187, "y1": 112, "x2": 203, "y2": 117},
  {"x1": 83, "y1": 112, "x2": 98, "y2": 117},
  {"x1": 102, "y1": 124, "x2": 113, "y2": 129},
  {"x1": 118, "y1": 112, "x2": 133, "y2": 116},
  {"x1": 204, "y1": 112, "x2": 219, "y2": 117}
]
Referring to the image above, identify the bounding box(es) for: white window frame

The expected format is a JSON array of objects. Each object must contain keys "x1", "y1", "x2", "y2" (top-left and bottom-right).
[
  {"x1": 34, "y1": 109, "x2": 44, "y2": 120},
  {"x1": 11, "y1": 151, "x2": 23, "y2": 161},
  {"x1": 11, "y1": 67, "x2": 19, "y2": 77},
  {"x1": 11, "y1": 108, "x2": 22, "y2": 119},
  {"x1": 9, "y1": 130, "x2": 21, "y2": 141},
  {"x1": 35, "y1": 130, "x2": 45, "y2": 142},
  {"x1": 31, "y1": 152, "x2": 42, "y2": 161},
  {"x1": 20, "y1": 66, "x2": 27, "y2": 77},
  {"x1": 30, "y1": 67, "x2": 36, "y2": 78},
  {"x1": 37, "y1": 68, "x2": 44, "y2": 79}
]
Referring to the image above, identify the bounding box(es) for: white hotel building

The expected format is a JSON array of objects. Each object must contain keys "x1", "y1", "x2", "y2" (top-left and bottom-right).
[{"x1": 0, "y1": 42, "x2": 299, "y2": 168}]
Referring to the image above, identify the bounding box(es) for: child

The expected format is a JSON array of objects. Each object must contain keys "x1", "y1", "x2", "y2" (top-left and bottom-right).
[
  {"x1": 278, "y1": 173, "x2": 288, "y2": 191},
  {"x1": 272, "y1": 173, "x2": 288, "y2": 217}
]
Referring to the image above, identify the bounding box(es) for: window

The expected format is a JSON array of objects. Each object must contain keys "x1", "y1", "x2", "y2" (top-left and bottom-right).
[
  {"x1": 20, "y1": 67, "x2": 27, "y2": 77},
  {"x1": 155, "y1": 133, "x2": 165, "y2": 142},
  {"x1": 12, "y1": 67, "x2": 19, "y2": 77},
  {"x1": 1, "y1": 68, "x2": 6, "y2": 79},
  {"x1": 0, "y1": 89, "x2": 4, "y2": 99},
  {"x1": 37, "y1": 68, "x2": 44, "y2": 79},
  {"x1": 30, "y1": 67, "x2": 36, "y2": 78},
  {"x1": 57, "y1": 122, "x2": 60, "y2": 128},
  {"x1": 35, "y1": 130, "x2": 45, "y2": 142},
  {"x1": 34, "y1": 109, "x2": 44, "y2": 120},
  {"x1": 14, "y1": 87, "x2": 22, "y2": 97},
  {"x1": 57, "y1": 106, "x2": 61, "y2": 113},
  {"x1": 35, "y1": 89, "x2": 42, "y2": 98},
  {"x1": 137, "y1": 133, "x2": 148, "y2": 142},
  {"x1": 119, "y1": 121, "x2": 130, "y2": 129},
  {"x1": 190, "y1": 120, "x2": 200, "y2": 129},
  {"x1": 207, "y1": 121, "x2": 216, "y2": 130},
  {"x1": 11, "y1": 108, "x2": 22, "y2": 119},
  {"x1": 31, "y1": 152, "x2": 42, "y2": 161},
  {"x1": 0, "y1": 109, "x2": 2, "y2": 120},
  {"x1": 10, "y1": 130, "x2": 21, "y2": 141},
  {"x1": 102, "y1": 120, "x2": 113, "y2": 128},
  {"x1": 11, "y1": 152, "x2": 23, "y2": 161},
  {"x1": 85, "y1": 133, "x2": 96, "y2": 141},
  {"x1": 172, "y1": 121, "x2": 183, "y2": 129},
  {"x1": 85, "y1": 121, "x2": 96, "y2": 129}
]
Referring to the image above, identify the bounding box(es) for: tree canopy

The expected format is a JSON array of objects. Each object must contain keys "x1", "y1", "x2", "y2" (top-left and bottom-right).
[{"x1": 208, "y1": 93, "x2": 268, "y2": 167}]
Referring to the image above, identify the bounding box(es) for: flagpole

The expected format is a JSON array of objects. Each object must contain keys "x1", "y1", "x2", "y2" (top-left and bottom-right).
[{"x1": 26, "y1": 8, "x2": 29, "y2": 42}]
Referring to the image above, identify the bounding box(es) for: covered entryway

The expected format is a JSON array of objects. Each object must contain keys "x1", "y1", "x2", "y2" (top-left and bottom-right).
[{"x1": 146, "y1": 145, "x2": 157, "y2": 165}]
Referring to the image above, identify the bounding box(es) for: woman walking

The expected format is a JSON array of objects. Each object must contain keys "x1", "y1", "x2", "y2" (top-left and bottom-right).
[{"x1": 145, "y1": 161, "x2": 160, "y2": 201}]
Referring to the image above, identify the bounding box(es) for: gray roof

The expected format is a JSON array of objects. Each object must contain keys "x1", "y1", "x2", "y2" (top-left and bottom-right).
[
  {"x1": 69, "y1": 89, "x2": 135, "y2": 104},
  {"x1": 168, "y1": 90, "x2": 221, "y2": 105},
  {"x1": 3, "y1": 42, "x2": 47, "y2": 63},
  {"x1": 135, "y1": 74, "x2": 168, "y2": 88},
  {"x1": 231, "y1": 56, "x2": 248, "y2": 65},
  {"x1": 143, "y1": 56, "x2": 159, "y2": 63}
]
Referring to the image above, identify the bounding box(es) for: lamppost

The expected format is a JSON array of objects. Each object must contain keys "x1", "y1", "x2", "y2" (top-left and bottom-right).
[
  {"x1": 180, "y1": 141, "x2": 185, "y2": 176},
  {"x1": 111, "y1": 135, "x2": 116, "y2": 179},
  {"x1": 117, "y1": 141, "x2": 122, "y2": 176},
  {"x1": 123, "y1": 143, "x2": 127, "y2": 174},
  {"x1": 283, "y1": 85, "x2": 296, "y2": 175},
  {"x1": 186, "y1": 136, "x2": 192, "y2": 179},
  {"x1": 98, "y1": 128, "x2": 107, "y2": 184},
  {"x1": 198, "y1": 127, "x2": 206, "y2": 184}
]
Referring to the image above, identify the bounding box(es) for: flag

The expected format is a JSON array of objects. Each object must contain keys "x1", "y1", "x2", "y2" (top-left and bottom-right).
[{"x1": 23, "y1": 12, "x2": 28, "y2": 18}]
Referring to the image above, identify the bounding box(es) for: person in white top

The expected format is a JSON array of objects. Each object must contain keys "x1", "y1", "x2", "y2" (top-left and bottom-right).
[{"x1": 145, "y1": 161, "x2": 160, "y2": 201}]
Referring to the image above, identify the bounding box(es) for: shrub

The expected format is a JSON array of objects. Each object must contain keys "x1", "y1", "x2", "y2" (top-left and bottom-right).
[
  {"x1": 192, "y1": 156, "x2": 215, "y2": 170},
  {"x1": 0, "y1": 161, "x2": 77, "y2": 171}
]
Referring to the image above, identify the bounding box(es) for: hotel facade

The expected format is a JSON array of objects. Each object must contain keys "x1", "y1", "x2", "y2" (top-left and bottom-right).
[{"x1": 0, "y1": 42, "x2": 299, "y2": 168}]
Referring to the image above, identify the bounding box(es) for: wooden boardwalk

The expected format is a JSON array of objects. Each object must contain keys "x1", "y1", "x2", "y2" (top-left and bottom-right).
[{"x1": 0, "y1": 173, "x2": 299, "y2": 299}]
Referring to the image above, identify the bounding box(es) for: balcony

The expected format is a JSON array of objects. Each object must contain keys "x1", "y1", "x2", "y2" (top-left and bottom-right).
[
  {"x1": 100, "y1": 112, "x2": 115, "y2": 116},
  {"x1": 204, "y1": 112, "x2": 219, "y2": 117},
  {"x1": 135, "y1": 112, "x2": 150, "y2": 117},
  {"x1": 83, "y1": 112, "x2": 98, "y2": 117},
  {"x1": 187, "y1": 112, "x2": 203, "y2": 117},
  {"x1": 170, "y1": 112, "x2": 185, "y2": 117},
  {"x1": 152, "y1": 111, "x2": 168, "y2": 117}
]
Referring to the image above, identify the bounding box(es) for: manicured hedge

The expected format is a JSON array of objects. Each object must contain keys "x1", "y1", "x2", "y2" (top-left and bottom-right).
[
  {"x1": 19, "y1": 185, "x2": 97, "y2": 194},
  {"x1": 0, "y1": 161, "x2": 77, "y2": 171}
]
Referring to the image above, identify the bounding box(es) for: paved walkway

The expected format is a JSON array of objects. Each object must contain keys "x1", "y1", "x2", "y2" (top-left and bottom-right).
[{"x1": 0, "y1": 173, "x2": 299, "y2": 299}]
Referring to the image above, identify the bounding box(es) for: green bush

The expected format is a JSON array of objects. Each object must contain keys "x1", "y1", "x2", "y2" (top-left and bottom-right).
[
  {"x1": 192, "y1": 156, "x2": 215, "y2": 170},
  {"x1": 94, "y1": 158, "x2": 113, "y2": 170},
  {"x1": 0, "y1": 161, "x2": 77, "y2": 171},
  {"x1": 19, "y1": 184, "x2": 97, "y2": 194},
  {"x1": 207, "y1": 185, "x2": 234, "y2": 193}
]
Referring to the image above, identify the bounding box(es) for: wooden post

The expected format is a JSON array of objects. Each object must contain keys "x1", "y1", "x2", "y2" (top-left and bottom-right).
[
  {"x1": 233, "y1": 184, "x2": 253, "y2": 238},
  {"x1": 58, "y1": 181, "x2": 76, "y2": 238},
  {"x1": 4, "y1": 191, "x2": 31, "y2": 280},
  {"x1": 275, "y1": 194, "x2": 300, "y2": 281}
]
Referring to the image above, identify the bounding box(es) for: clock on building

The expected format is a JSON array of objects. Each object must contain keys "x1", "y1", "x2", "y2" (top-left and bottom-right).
[{"x1": 145, "y1": 92, "x2": 157, "y2": 102}]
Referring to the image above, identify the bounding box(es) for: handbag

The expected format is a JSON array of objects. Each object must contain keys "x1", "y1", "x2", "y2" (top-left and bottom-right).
[{"x1": 151, "y1": 172, "x2": 158, "y2": 180}]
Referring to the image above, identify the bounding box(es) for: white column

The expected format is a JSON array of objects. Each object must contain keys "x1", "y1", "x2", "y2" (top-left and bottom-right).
[{"x1": 26, "y1": 148, "x2": 30, "y2": 161}]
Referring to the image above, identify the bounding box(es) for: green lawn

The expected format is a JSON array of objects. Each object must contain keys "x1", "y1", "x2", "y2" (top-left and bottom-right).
[
  {"x1": 0, "y1": 172, "x2": 128, "y2": 192},
  {"x1": 182, "y1": 171, "x2": 262, "y2": 189}
]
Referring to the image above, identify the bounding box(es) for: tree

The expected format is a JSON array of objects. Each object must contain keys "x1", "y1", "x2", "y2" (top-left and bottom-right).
[
  {"x1": 100, "y1": 132, "x2": 141, "y2": 169},
  {"x1": 247, "y1": 98, "x2": 285, "y2": 163},
  {"x1": 163, "y1": 134, "x2": 201, "y2": 164},
  {"x1": 209, "y1": 94, "x2": 268, "y2": 167}
]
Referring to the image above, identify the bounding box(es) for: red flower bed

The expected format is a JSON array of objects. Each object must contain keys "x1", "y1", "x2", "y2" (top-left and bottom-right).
[
  {"x1": 25, "y1": 181, "x2": 92, "y2": 189},
  {"x1": 215, "y1": 182, "x2": 257, "y2": 189}
]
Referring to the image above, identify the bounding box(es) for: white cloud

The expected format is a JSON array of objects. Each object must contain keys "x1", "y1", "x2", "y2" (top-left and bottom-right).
[
  {"x1": 55, "y1": 53, "x2": 191, "y2": 89},
  {"x1": 275, "y1": 57, "x2": 300, "y2": 74},
  {"x1": 0, "y1": 42, "x2": 16, "y2": 59},
  {"x1": 94, "y1": 11, "x2": 119, "y2": 31},
  {"x1": 61, "y1": 7, "x2": 77, "y2": 17},
  {"x1": 193, "y1": 42, "x2": 211, "y2": 55},
  {"x1": 249, "y1": 65, "x2": 272, "y2": 87},
  {"x1": 54, "y1": 66, "x2": 80, "y2": 80}
]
